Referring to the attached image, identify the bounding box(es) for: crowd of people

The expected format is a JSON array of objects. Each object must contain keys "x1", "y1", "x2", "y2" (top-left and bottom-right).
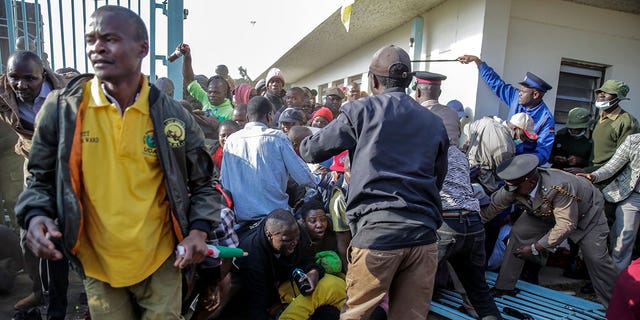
[{"x1": 1, "y1": 4, "x2": 640, "y2": 320}]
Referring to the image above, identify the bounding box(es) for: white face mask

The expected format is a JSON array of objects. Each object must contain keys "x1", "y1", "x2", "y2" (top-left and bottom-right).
[{"x1": 595, "y1": 98, "x2": 619, "y2": 110}]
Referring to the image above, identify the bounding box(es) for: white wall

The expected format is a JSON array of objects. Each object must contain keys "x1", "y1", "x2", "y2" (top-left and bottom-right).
[
  {"x1": 294, "y1": 23, "x2": 411, "y2": 93},
  {"x1": 294, "y1": 0, "x2": 488, "y2": 106},
  {"x1": 294, "y1": 0, "x2": 640, "y2": 123},
  {"x1": 417, "y1": 0, "x2": 489, "y2": 119},
  {"x1": 498, "y1": 0, "x2": 640, "y2": 119}
]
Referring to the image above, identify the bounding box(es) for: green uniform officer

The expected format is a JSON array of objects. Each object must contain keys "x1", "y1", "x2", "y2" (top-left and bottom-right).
[{"x1": 481, "y1": 154, "x2": 617, "y2": 307}]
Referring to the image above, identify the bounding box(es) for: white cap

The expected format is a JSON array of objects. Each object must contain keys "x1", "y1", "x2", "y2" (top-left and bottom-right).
[{"x1": 508, "y1": 112, "x2": 538, "y2": 140}]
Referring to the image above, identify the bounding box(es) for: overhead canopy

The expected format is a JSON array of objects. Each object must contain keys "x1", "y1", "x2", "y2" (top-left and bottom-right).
[
  {"x1": 255, "y1": 0, "x2": 640, "y2": 84},
  {"x1": 256, "y1": 0, "x2": 445, "y2": 84}
]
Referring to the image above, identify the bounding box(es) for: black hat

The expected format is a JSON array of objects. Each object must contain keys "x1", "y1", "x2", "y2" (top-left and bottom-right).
[
  {"x1": 325, "y1": 87, "x2": 345, "y2": 100},
  {"x1": 496, "y1": 154, "x2": 539, "y2": 181},
  {"x1": 414, "y1": 71, "x2": 447, "y2": 85},
  {"x1": 279, "y1": 108, "x2": 305, "y2": 124},
  {"x1": 369, "y1": 45, "x2": 412, "y2": 79},
  {"x1": 518, "y1": 72, "x2": 552, "y2": 93}
]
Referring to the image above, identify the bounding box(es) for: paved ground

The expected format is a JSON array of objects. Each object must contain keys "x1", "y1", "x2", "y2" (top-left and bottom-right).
[
  {"x1": 0, "y1": 265, "x2": 597, "y2": 319},
  {"x1": 0, "y1": 272, "x2": 88, "y2": 320}
]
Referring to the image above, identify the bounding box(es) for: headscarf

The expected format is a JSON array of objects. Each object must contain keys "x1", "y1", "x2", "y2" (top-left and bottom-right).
[{"x1": 234, "y1": 83, "x2": 254, "y2": 104}]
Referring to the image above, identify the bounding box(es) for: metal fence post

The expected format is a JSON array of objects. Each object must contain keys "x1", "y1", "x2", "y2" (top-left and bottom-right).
[
  {"x1": 19, "y1": 0, "x2": 28, "y2": 50},
  {"x1": 5, "y1": 0, "x2": 16, "y2": 55},
  {"x1": 166, "y1": 0, "x2": 183, "y2": 100}
]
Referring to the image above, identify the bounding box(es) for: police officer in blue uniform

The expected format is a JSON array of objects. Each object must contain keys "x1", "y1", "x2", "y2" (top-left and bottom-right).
[{"x1": 458, "y1": 55, "x2": 555, "y2": 166}]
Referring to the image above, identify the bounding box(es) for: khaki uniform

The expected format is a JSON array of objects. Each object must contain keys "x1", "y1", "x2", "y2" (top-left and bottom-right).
[
  {"x1": 481, "y1": 168, "x2": 617, "y2": 307},
  {"x1": 421, "y1": 100, "x2": 460, "y2": 145}
]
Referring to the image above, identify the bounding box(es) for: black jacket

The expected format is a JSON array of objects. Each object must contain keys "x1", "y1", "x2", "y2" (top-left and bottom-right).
[
  {"x1": 299, "y1": 87, "x2": 448, "y2": 249},
  {"x1": 234, "y1": 220, "x2": 324, "y2": 320}
]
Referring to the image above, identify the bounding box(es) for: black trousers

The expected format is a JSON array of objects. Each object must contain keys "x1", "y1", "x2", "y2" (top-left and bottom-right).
[{"x1": 436, "y1": 213, "x2": 501, "y2": 319}]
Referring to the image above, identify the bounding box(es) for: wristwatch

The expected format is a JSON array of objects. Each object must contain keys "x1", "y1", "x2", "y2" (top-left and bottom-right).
[{"x1": 531, "y1": 243, "x2": 539, "y2": 256}]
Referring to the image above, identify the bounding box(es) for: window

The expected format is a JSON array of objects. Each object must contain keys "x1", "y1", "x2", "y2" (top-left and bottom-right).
[
  {"x1": 553, "y1": 59, "x2": 607, "y2": 124},
  {"x1": 347, "y1": 74, "x2": 362, "y2": 85},
  {"x1": 318, "y1": 83, "x2": 328, "y2": 100}
]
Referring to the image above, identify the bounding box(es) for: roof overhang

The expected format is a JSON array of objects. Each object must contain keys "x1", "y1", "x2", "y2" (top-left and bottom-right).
[
  {"x1": 257, "y1": 0, "x2": 446, "y2": 84},
  {"x1": 257, "y1": 0, "x2": 640, "y2": 84},
  {"x1": 562, "y1": 0, "x2": 640, "y2": 15}
]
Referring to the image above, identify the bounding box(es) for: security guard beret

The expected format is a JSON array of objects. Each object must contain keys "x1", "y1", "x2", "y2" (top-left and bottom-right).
[{"x1": 496, "y1": 154, "x2": 539, "y2": 181}]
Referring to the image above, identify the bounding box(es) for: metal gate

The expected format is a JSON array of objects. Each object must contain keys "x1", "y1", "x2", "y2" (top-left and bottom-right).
[
  {"x1": 0, "y1": 0, "x2": 186, "y2": 230},
  {"x1": 0, "y1": 0, "x2": 185, "y2": 99}
]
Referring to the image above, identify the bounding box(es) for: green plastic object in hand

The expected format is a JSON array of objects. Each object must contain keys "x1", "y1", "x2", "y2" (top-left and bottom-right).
[{"x1": 208, "y1": 245, "x2": 247, "y2": 258}]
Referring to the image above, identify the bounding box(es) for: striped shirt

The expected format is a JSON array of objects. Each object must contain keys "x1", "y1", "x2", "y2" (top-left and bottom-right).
[
  {"x1": 441, "y1": 146, "x2": 480, "y2": 212},
  {"x1": 592, "y1": 134, "x2": 640, "y2": 202}
]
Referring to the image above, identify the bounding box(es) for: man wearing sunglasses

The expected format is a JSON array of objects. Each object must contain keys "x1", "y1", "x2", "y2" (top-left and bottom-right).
[{"x1": 481, "y1": 154, "x2": 617, "y2": 308}]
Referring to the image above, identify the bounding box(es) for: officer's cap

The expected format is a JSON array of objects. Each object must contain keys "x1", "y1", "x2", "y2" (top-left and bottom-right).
[
  {"x1": 496, "y1": 154, "x2": 539, "y2": 181},
  {"x1": 518, "y1": 72, "x2": 552, "y2": 93},
  {"x1": 415, "y1": 71, "x2": 447, "y2": 85}
]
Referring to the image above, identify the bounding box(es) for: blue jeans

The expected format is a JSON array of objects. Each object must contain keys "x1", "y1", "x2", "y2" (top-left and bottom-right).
[
  {"x1": 437, "y1": 212, "x2": 500, "y2": 319},
  {"x1": 612, "y1": 192, "x2": 640, "y2": 272}
]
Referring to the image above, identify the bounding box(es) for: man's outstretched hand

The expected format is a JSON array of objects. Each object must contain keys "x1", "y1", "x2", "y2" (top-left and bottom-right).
[
  {"x1": 457, "y1": 55, "x2": 482, "y2": 66},
  {"x1": 27, "y1": 216, "x2": 64, "y2": 260}
]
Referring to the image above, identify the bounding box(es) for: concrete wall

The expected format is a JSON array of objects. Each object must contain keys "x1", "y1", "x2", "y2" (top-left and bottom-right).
[
  {"x1": 293, "y1": 0, "x2": 640, "y2": 122},
  {"x1": 416, "y1": 0, "x2": 489, "y2": 119},
  {"x1": 294, "y1": 0, "x2": 488, "y2": 108},
  {"x1": 482, "y1": 0, "x2": 640, "y2": 119},
  {"x1": 293, "y1": 22, "x2": 411, "y2": 93}
]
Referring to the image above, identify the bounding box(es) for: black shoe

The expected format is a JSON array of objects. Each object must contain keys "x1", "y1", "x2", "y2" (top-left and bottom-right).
[
  {"x1": 503, "y1": 307, "x2": 534, "y2": 320},
  {"x1": 489, "y1": 287, "x2": 520, "y2": 297},
  {"x1": 12, "y1": 308, "x2": 42, "y2": 320}
]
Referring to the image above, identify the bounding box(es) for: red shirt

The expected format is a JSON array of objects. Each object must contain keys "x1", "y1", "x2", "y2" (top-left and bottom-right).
[
  {"x1": 212, "y1": 146, "x2": 223, "y2": 172},
  {"x1": 607, "y1": 258, "x2": 640, "y2": 319}
]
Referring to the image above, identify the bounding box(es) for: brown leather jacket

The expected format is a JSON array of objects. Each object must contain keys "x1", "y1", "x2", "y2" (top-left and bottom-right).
[{"x1": 0, "y1": 70, "x2": 65, "y2": 157}]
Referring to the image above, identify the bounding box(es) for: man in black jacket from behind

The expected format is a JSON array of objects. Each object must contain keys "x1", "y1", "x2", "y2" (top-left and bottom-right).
[{"x1": 300, "y1": 45, "x2": 449, "y2": 320}]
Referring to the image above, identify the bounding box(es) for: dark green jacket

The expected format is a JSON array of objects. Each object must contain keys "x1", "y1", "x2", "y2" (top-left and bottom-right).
[{"x1": 15, "y1": 74, "x2": 222, "y2": 276}]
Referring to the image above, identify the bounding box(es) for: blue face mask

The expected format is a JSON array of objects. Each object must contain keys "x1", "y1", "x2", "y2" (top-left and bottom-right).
[
  {"x1": 513, "y1": 139, "x2": 523, "y2": 146},
  {"x1": 569, "y1": 129, "x2": 586, "y2": 138}
]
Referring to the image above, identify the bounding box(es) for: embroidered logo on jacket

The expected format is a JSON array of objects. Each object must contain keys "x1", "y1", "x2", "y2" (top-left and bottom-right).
[
  {"x1": 163, "y1": 118, "x2": 185, "y2": 148},
  {"x1": 143, "y1": 130, "x2": 157, "y2": 156}
]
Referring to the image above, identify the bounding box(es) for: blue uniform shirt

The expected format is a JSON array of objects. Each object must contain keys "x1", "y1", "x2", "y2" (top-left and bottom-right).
[{"x1": 478, "y1": 62, "x2": 555, "y2": 165}]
